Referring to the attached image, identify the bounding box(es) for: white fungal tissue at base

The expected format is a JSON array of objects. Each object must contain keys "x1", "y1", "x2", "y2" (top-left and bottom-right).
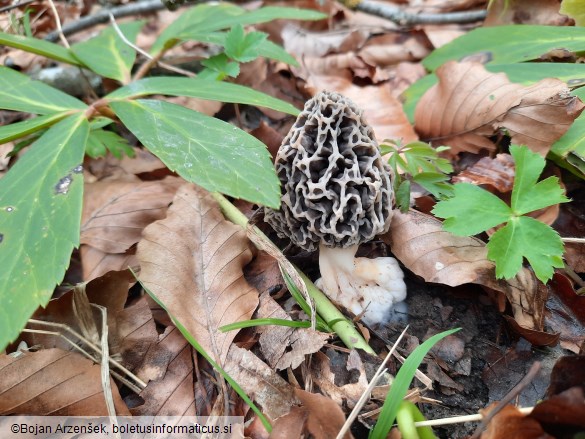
[{"x1": 316, "y1": 244, "x2": 407, "y2": 326}]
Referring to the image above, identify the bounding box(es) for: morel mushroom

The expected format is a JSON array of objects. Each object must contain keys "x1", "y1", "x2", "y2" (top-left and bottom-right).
[{"x1": 265, "y1": 91, "x2": 406, "y2": 325}]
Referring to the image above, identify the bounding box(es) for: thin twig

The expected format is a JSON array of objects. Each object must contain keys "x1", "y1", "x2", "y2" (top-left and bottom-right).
[
  {"x1": 44, "y1": 0, "x2": 168, "y2": 42},
  {"x1": 340, "y1": 0, "x2": 487, "y2": 26},
  {"x1": 92, "y1": 303, "x2": 121, "y2": 439},
  {"x1": 108, "y1": 11, "x2": 196, "y2": 79},
  {"x1": 27, "y1": 318, "x2": 147, "y2": 389},
  {"x1": 471, "y1": 361, "x2": 541, "y2": 438},
  {"x1": 562, "y1": 237, "x2": 585, "y2": 243},
  {"x1": 414, "y1": 406, "x2": 534, "y2": 427},
  {"x1": 46, "y1": 0, "x2": 69, "y2": 48},
  {"x1": 336, "y1": 326, "x2": 410, "y2": 439}
]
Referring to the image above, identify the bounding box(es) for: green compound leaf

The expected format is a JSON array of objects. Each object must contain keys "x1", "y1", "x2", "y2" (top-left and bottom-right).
[
  {"x1": 510, "y1": 145, "x2": 569, "y2": 215},
  {"x1": 86, "y1": 128, "x2": 134, "y2": 159},
  {"x1": 107, "y1": 76, "x2": 299, "y2": 115},
  {"x1": 71, "y1": 21, "x2": 145, "y2": 82},
  {"x1": 423, "y1": 25, "x2": 585, "y2": 71},
  {"x1": 224, "y1": 24, "x2": 267, "y2": 63},
  {"x1": 0, "y1": 66, "x2": 87, "y2": 114},
  {"x1": 111, "y1": 99, "x2": 280, "y2": 208},
  {"x1": 0, "y1": 112, "x2": 69, "y2": 144},
  {"x1": 179, "y1": 30, "x2": 298, "y2": 65},
  {"x1": 433, "y1": 145, "x2": 568, "y2": 283},
  {"x1": 488, "y1": 216, "x2": 564, "y2": 282},
  {"x1": 0, "y1": 32, "x2": 82, "y2": 66},
  {"x1": 432, "y1": 183, "x2": 511, "y2": 236},
  {"x1": 0, "y1": 114, "x2": 88, "y2": 351}
]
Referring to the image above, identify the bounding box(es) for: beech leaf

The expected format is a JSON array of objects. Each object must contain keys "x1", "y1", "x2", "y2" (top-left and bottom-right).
[
  {"x1": 383, "y1": 209, "x2": 550, "y2": 338},
  {"x1": 414, "y1": 61, "x2": 584, "y2": 156},
  {"x1": 136, "y1": 183, "x2": 259, "y2": 364}
]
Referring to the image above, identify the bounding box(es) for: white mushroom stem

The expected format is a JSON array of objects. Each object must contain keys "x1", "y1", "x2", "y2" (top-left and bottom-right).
[{"x1": 316, "y1": 243, "x2": 407, "y2": 325}]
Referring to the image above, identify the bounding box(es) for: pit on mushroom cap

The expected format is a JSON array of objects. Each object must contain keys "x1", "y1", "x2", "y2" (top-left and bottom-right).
[{"x1": 265, "y1": 91, "x2": 406, "y2": 325}]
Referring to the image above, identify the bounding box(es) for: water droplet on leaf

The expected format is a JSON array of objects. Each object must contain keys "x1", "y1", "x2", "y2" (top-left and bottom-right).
[
  {"x1": 54, "y1": 175, "x2": 73, "y2": 195},
  {"x1": 72, "y1": 164, "x2": 83, "y2": 174},
  {"x1": 5, "y1": 206, "x2": 14, "y2": 212}
]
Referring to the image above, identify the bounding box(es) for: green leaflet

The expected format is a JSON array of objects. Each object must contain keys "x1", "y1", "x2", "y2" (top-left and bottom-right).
[
  {"x1": 423, "y1": 25, "x2": 585, "y2": 71},
  {"x1": 432, "y1": 145, "x2": 568, "y2": 283},
  {"x1": 111, "y1": 99, "x2": 280, "y2": 208},
  {"x1": 71, "y1": 21, "x2": 145, "y2": 82},
  {"x1": 0, "y1": 113, "x2": 70, "y2": 144},
  {"x1": 107, "y1": 76, "x2": 300, "y2": 115},
  {"x1": 0, "y1": 32, "x2": 81, "y2": 65},
  {"x1": 0, "y1": 114, "x2": 89, "y2": 351},
  {"x1": 0, "y1": 66, "x2": 87, "y2": 114}
]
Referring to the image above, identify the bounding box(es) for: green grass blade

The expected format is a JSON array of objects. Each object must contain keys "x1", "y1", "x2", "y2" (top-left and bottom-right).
[
  {"x1": 111, "y1": 99, "x2": 280, "y2": 208},
  {"x1": 0, "y1": 66, "x2": 87, "y2": 114},
  {"x1": 136, "y1": 274, "x2": 272, "y2": 432},
  {"x1": 220, "y1": 318, "x2": 313, "y2": 332},
  {"x1": 370, "y1": 328, "x2": 460, "y2": 439},
  {"x1": 107, "y1": 76, "x2": 300, "y2": 115},
  {"x1": 0, "y1": 32, "x2": 82, "y2": 65},
  {"x1": 0, "y1": 114, "x2": 89, "y2": 351},
  {"x1": 0, "y1": 112, "x2": 70, "y2": 143}
]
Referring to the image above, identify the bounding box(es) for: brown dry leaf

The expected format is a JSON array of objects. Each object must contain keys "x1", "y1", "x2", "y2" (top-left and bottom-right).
[
  {"x1": 310, "y1": 351, "x2": 368, "y2": 408},
  {"x1": 131, "y1": 326, "x2": 197, "y2": 415},
  {"x1": 0, "y1": 349, "x2": 130, "y2": 415},
  {"x1": 384, "y1": 210, "x2": 549, "y2": 336},
  {"x1": 282, "y1": 24, "x2": 368, "y2": 58},
  {"x1": 224, "y1": 345, "x2": 299, "y2": 421},
  {"x1": 358, "y1": 32, "x2": 431, "y2": 67},
  {"x1": 414, "y1": 61, "x2": 584, "y2": 156},
  {"x1": 80, "y1": 244, "x2": 138, "y2": 281},
  {"x1": 23, "y1": 270, "x2": 136, "y2": 353},
  {"x1": 81, "y1": 176, "x2": 182, "y2": 253},
  {"x1": 306, "y1": 74, "x2": 418, "y2": 143},
  {"x1": 269, "y1": 389, "x2": 352, "y2": 439},
  {"x1": 452, "y1": 154, "x2": 515, "y2": 192},
  {"x1": 422, "y1": 25, "x2": 467, "y2": 50},
  {"x1": 479, "y1": 404, "x2": 552, "y2": 439},
  {"x1": 137, "y1": 184, "x2": 259, "y2": 364},
  {"x1": 257, "y1": 292, "x2": 329, "y2": 370},
  {"x1": 116, "y1": 297, "x2": 159, "y2": 372}
]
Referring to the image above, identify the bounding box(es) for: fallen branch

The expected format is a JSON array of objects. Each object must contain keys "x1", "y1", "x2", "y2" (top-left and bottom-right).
[
  {"x1": 339, "y1": 0, "x2": 487, "y2": 25},
  {"x1": 45, "y1": 0, "x2": 168, "y2": 42}
]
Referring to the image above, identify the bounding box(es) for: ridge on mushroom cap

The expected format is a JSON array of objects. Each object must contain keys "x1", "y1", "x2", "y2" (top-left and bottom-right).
[{"x1": 265, "y1": 90, "x2": 394, "y2": 251}]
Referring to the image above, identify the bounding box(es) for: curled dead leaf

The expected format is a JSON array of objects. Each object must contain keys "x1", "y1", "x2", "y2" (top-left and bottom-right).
[
  {"x1": 384, "y1": 210, "x2": 551, "y2": 338},
  {"x1": 414, "y1": 61, "x2": 584, "y2": 156}
]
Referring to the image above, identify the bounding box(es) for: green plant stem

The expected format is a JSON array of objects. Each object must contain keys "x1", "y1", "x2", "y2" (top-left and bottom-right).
[
  {"x1": 396, "y1": 401, "x2": 436, "y2": 439},
  {"x1": 211, "y1": 192, "x2": 376, "y2": 355}
]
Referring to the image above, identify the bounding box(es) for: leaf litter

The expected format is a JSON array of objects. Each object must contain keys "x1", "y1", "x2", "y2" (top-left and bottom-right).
[{"x1": 3, "y1": 0, "x2": 585, "y2": 438}]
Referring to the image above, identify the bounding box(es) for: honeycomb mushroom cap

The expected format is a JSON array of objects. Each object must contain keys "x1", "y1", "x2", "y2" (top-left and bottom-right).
[{"x1": 265, "y1": 91, "x2": 394, "y2": 251}]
